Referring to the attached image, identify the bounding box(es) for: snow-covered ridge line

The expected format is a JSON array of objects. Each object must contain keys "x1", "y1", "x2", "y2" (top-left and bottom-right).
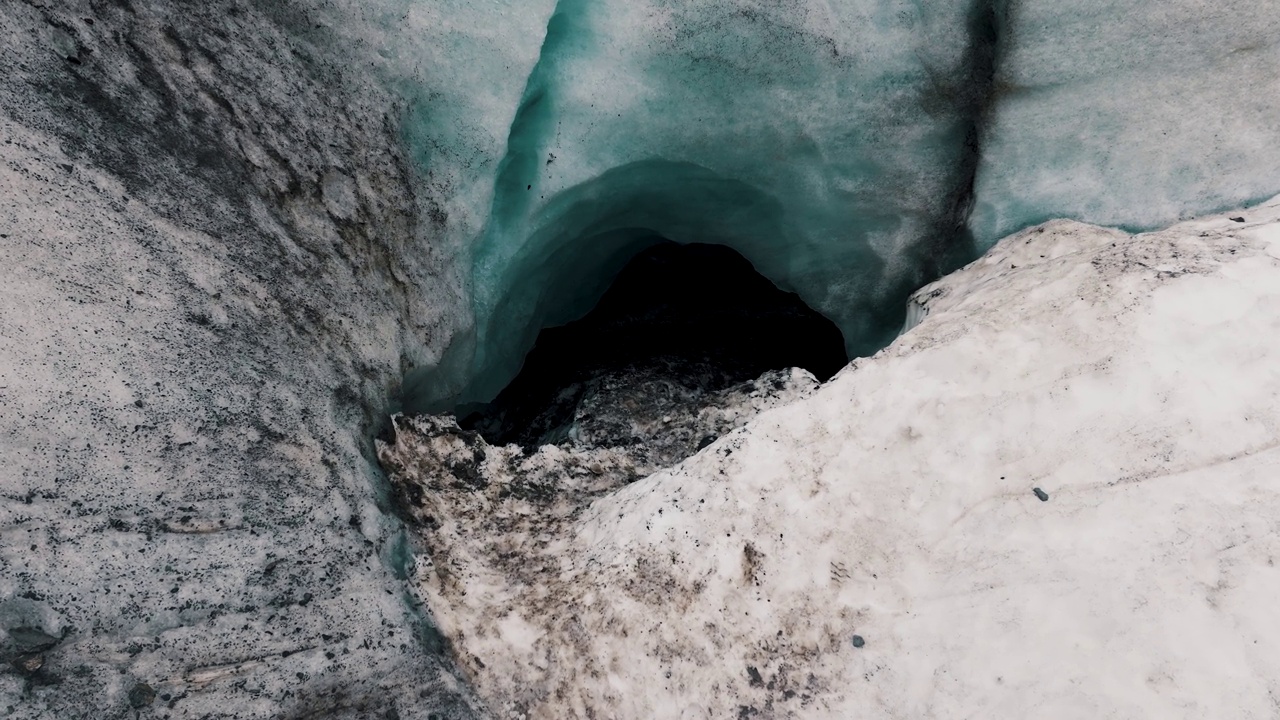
[{"x1": 385, "y1": 197, "x2": 1280, "y2": 718}]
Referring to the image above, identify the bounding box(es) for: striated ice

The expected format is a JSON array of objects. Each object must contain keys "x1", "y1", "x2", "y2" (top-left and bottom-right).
[
  {"x1": 969, "y1": 0, "x2": 1280, "y2": 244},
  {"x1": 377, "y1": 0, "x2": 994, "y2": 407},
  {"x1": 339, "y1": 0, "x2": 1280, "y2": 409}
]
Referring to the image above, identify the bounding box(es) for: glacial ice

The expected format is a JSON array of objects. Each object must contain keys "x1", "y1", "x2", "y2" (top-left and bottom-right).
[
  {"x1": 339, "y1": 0, "x2": 1280, "y2": 408},
  {"x1": 3, "y1": 0, "x2": 1279, "y2": 715},
  {"x1": 970, "y1": 0, "x2": 1280, "y2": 242}
]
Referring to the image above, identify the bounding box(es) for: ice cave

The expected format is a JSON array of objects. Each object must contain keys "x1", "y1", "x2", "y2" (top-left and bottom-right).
[
  {"x1": 457, "y1": 241, "x2": 849, "y2": 450},
  {"x1": 3, "y1": 0, "x2": 1280, "y2": 718}
]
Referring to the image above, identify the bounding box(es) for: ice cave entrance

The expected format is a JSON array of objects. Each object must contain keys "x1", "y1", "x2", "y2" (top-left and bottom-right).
[{"x1": 458, "y1": 241, "x2": 848, "y2": 448}]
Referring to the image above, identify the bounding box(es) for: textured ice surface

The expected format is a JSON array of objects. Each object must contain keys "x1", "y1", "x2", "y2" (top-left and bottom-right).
[
  {"x1": 359, "y1": 0, "x2": 1280, "y2": 407},
  {"x1": 0, "y1": 2, "x2": 479, "y2": 718},
  {"x1": 450, "y1": 0, "x2": 990, "y2": 404},
  {"x1": 385, "y1": 197, "x2": 1280, "y2": 718},
  {"x1": 970, "y1": 0, "x2": 1280, "y2": 243},
  {"x1": 378, "y1": 0, "x2": 994, "y2": 406}
]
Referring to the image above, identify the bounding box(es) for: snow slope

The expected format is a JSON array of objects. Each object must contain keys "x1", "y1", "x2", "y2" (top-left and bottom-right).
[{"x1": 385, "y1": 197, "x2": 1280, "y2": 718}]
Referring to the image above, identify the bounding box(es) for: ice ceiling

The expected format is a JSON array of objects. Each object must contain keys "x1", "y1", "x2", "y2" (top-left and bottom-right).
[{"x1": 349, "y1": 0, "x2": 1280, "y2": 409}]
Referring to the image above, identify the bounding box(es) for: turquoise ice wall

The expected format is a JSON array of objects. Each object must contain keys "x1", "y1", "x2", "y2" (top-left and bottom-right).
[{"x1": 330, "y1": 0, "x2": 1280, "y2": 408}]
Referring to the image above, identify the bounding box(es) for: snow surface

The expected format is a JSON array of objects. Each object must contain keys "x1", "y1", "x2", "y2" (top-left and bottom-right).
[{"x1": 386, "y1": 197, "x2": 1280, "y2": 718}]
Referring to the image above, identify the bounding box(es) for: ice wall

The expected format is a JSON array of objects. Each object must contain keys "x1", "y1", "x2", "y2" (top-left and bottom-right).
[
  {"x1": 380, "y1": 0, "x2": 994, "y2": 407},
  {"x1": 970, "y1": 0, "x2": 1280, "y2": 244},
  {"x1": 356, "y1": 0, "x2": 1280, "y2": 409},
  {"x1": 454, "y1": 0, "x2": 997, "y2": 406}
]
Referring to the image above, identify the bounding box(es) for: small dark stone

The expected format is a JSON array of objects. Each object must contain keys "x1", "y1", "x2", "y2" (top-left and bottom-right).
[
  {"x1": 1033, "y1": 487, "x2": 1049, "y2": 502},
  {"x1": 851, "y1": 635, "x2": 865, "y2": 648},
  {"x1": 746, "y1": 665, "x2": 764, "y2": 687},
  {"x1": 9, "y1": 626, "x2": 60, "y2": 653},
  {"x1": 1230, "y1": 216, "x2": 1246, "y2": 223},
  {"x1": 128, "y1": 682, "x2": 156, "y2": 708},
  {"x1": 697, "y1": 435, "x2": 717, "y2": 450}
]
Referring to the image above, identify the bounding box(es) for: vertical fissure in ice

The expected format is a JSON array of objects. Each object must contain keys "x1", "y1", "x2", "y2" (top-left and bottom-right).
[{"x1": 934, "y1": 0, "x2": 1004, "y2": 273}]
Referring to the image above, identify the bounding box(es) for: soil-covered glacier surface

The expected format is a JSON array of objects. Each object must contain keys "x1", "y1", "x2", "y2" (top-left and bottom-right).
[{"x1": 382, "y1": 199, "x2": 1280, "y2": 719}]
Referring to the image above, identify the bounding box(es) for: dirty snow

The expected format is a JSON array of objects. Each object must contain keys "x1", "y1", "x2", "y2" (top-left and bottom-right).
[{"x1": 384, "y1": 197, "x2": 1280, "y2": 719}]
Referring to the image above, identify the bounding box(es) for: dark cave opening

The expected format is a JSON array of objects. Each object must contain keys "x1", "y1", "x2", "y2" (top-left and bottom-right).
[{"x1": 459, "y1": 241, "x2": 849, "y2": 449}]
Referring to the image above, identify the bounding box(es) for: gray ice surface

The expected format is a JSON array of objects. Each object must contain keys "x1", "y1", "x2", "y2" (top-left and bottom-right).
[{"x1": 0, "y1": 1, "x2": 478, "y2": 717}]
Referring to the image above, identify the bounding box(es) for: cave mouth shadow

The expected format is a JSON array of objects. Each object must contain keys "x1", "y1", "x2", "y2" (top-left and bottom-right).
[{"x1": 458, "y1": 241, "x2": 849, "y2": 449}]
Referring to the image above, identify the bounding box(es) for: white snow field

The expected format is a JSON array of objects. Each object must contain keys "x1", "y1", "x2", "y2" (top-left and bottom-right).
[{"x1": 384, "y1": 197, "x2": 1280, "y2": 719}]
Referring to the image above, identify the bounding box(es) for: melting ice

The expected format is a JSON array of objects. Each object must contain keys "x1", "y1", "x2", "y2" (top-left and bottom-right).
[{"x1": 321, "y1": 0, "x2": 1280, "y2": 407}]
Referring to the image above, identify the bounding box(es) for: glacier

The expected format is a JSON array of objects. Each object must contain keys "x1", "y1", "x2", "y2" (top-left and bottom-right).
[
  {"x1": 334, "y1": 0, "x2": 1280, "y2": 409},
  {"x1": 3, "y1": 0, "x2": 1280, "y2": 717}
]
